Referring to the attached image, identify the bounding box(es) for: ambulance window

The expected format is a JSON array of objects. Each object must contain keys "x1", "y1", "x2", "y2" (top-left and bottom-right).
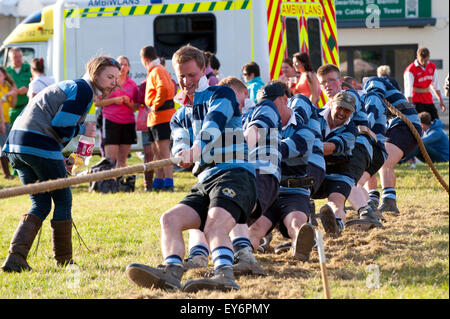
[
  {"x1": 5, "y1": 48, "x2": 35, "y2": 67},
  {"x1": 285, "y1": 18, "x2": 300, "y2": 58},
  {"x1": 154, "y1": 14, "x2": 216, "y2": 58},
  {"x1": 306, "y1": 18, "x2": 322, "y2": 71},
  {"x1": 22, "y1": 10, "x2": 42, "y2": 24}
]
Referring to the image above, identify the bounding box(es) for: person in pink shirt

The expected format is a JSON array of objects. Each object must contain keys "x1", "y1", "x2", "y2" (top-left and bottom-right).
[{"x1": 95, "y1": 56, "x2": 139, "y2": 168}]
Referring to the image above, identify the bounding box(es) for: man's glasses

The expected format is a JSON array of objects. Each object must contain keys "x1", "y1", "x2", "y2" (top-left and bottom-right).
[{"x1": 319, "y1": 77, "x2": 339, "y2": 86}]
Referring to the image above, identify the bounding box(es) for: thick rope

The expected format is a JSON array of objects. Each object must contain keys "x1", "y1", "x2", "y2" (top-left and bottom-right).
[
  {"x1": 0, "y1": 157, "x2": 182, "y2": 200},
  {"x1": 384, "y1": 99, "x2": 449, "y2": 194}
]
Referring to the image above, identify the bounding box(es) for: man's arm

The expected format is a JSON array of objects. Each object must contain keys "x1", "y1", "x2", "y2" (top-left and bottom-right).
[
  {"x1": 404, "y1": 70, "x2": 414, "y2": 103},
  {"x1": 431, "y1": 72, "x2": 446, "y2": 112}
]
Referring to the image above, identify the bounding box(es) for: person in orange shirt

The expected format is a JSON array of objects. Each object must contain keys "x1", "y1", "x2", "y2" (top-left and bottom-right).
[
  {"x1": 292, "y1": 52, "x2": 321, "y2": 106},
  {"x1": 140, "y1": 46, "x2": 175, "y2": 191}
]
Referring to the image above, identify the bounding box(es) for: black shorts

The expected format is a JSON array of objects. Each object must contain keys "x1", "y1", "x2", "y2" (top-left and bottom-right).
[
  {"x1": 179, "y1": 168, "x2": 257, "y2": 231},
  {"x1": 312, "y1": 179, "x2": 352, "y2": 200},
  {"x1": 148, "y1": 122, "x2": 171, "y2": 142},
  {"x1": 414, "y1": 102, "x2": 439, "y2": 121},
  {"x1": 247, "y1": 172, "x2": 279, "y2": 226},
  {"x1": 386, "y1": 123, "x2": 422, "y2": 158},
  {"x1": 366, "y1": 145, "x2": 386, "y2": 177},
  {"x1": 102, "y1": 118, "x2": 137, "y2": 146},
  {"x1": 307, "y1": 163, "x2": 325, "y2": 197},
  {"x1": 347, "y1": 143, "x2": 371, "y2": 184},
  {"x1": 264, "y1": 193, "x2": 310, "y2": 239}
]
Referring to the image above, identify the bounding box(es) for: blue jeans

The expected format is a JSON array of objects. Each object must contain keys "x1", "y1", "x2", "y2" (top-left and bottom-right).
[
  {"x1": 7, "y1": 153, "x2": 72, "y2": 221},
  {"x1": 403, "y1": 146, "x2": 449, "y2": 163}
]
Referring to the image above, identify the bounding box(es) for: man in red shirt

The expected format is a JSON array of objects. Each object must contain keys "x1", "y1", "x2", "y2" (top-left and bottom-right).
[{"x1": 404, "y1": 47, "x2": 446, "y2": 121}]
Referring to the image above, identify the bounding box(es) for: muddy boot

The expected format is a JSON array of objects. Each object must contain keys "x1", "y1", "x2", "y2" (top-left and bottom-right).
[
  {"x1": 292, "y1": 223, "x2": 315, "y2": 261},
  {"x1": 1, "y1": 214, "x2": 42, "y2": 273},
  {"x1": 232, "y1": 247, "x2": 266, "y2": 276},
  {"x1": 378, "y1": 197, "x2": 400, "y2": 215},
  {"x1": 125, "y1": 263, "x2": 183, "y2": 290},
  {"x1": 183, "y1": 255, "x2": 208, "y2": 271},
  {"x1": 51, "y1": 219, "x2": 75, "y2": 267},
  {"x1": 144, "y1": 170, "x2": 154, "y2": 192},
  {"x1": 319, "y1": 204, "x2": 341, "y2": 236},
  {"x1": 182, "y1": 266, "x2": 240, "y2": 293}
]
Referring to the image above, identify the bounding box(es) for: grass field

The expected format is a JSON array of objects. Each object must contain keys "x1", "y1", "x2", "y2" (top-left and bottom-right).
[{"x1": 0, "y1": 154, "x2": 448, "y2": 299}]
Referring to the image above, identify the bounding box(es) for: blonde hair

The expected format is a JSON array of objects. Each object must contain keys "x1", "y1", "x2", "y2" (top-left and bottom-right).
[
  {"x1": 377, "y1": 65, "x2": 391, "y2": 77},
  {"x1": 172, "y1": 45, "x2": 205, "y2": 70},
  {"x1": 85, "y1": 56, "x2": 121, "y2": 93},
  {"x1": 218, "y1": 76, "x2": 247, "y2": 92}
]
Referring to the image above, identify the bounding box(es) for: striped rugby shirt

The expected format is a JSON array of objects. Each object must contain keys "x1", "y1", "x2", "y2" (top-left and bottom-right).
[
  {"x1": 363, "y1": 77, "x2": 421, "y2": 131},
  {"x1": 361, "y1": 90, "x2": 388, "y2": 157},
  {"x1": 2, "y1": 78, "x2": 94, "y2": 160},
  {"x1": 318, "y1": 105, "x2": 358, "y2": 188},
  {"x1": 288, "y1": 94, "x2": 325, "y2": 176},
  {"x1": 279, "y1": 102, "x2": 315, "y2": 196},
  {"x1": 170, "y1": 85, "x2": 255, "y2": 183},
  {"x1": 241, "y1": 99, "x2": 282, "y2": 182}
]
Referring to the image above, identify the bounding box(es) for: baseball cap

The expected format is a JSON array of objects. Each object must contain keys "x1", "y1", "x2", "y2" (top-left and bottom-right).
[
  {"x1": 258, "y1": 82, "x2": 285, "y2": 102},
  {"x1": 331, "y1": 91, "x2": 356, "y2": 112}
]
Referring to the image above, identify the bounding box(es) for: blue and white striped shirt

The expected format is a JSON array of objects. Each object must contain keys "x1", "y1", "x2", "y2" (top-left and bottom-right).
[
  {"x1": 242, "y1": 99, "x2": 282, "y2": 182},
  {"x1": 170, "y1": 85, "x2": 255, "y2": 183},
  {"x1": 363, "y1": 76, "x2": 421, "y2": 130},
  {"x1": 2, "y1": 79, "x2": 94, "y2": 160}
]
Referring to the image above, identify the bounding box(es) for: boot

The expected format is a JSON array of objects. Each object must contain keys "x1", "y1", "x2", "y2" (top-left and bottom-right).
[
  {"x1": 257, "y1": 232, "x2": 273, "y2": 253},
  {"x1": 292, "y1": 223, "x2": 315, "y2": 261},
  {"x1": 232, "y1": 247, "x2": 266, "y2": 276},
  {"x1": 1, "y1": 214, "x2": 42, "y2": 273},
  {"x1": 182, "y1": 266, "x2": 240, "y2": 293},
  {"x1": 319, "y1": 204, "x2": 341, "y2": 236},
  {"x1": 144, "y1": 170, "x2": 154, "y2": 191},
  {"x1": 183, "y1": 254, "x2": 208, "y2": 270},
  {"x1": 125, "y1": 263, "x2": 183, "y2": 290},
  {"x1": 378, "y1": 197, "x2": 400, "y2": 215},
  {"x1": 51, "y1": 219, "x2": 75, "y2": 267}
]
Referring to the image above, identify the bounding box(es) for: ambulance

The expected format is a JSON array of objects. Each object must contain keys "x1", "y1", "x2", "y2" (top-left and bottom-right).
[{"x1": 0, "y1": 0, "x2": 340, "y2": 152}]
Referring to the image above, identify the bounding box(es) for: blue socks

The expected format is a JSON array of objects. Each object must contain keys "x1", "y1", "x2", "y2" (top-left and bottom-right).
[
  {"x1": 152, "y1": 178, "x2": 164, "y2": 190},
  {"x1": 232, "y1": 236, "x2": 253, "y2": 252},
  {"x1": 211, "y1": 247, "x2": 234, "y2": 270},
  {"x1": 188, "y1": 243, "x2": 210, "y2": 258},
  {"x1": 164, "y1": 254, "x2": 183, "y2": 266},
  {"x1": 382, "y1": 187, "x2": 396, "y2": 201}
]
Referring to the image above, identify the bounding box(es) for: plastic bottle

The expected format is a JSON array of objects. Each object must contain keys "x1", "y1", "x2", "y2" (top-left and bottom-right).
[{"x1": 69, "y1": 135, "x2": 95, "y2": 175}]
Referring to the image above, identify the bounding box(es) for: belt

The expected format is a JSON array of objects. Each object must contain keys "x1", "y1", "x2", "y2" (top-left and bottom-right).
[
  {"x1": 280, "y1": 175, "x2": 316, "y2": 188},
  {"x1": 395, "y1": 102, "x2": 415, "y2": 111},
  {"x1": 413, "y1": 87, "x2": 431, "y2": 93}
]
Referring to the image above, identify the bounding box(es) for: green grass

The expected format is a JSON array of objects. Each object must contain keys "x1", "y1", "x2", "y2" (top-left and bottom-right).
[{"x1": 0, "y1": 154, "x2": 448, "y2": 299}]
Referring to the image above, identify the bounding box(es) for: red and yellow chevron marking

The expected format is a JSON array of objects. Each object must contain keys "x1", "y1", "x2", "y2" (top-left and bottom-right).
[{"x1": 266, "y1": 0, "x2": 339, "y2": 107}]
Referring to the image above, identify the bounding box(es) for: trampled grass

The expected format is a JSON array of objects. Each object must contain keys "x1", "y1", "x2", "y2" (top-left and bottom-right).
[{"x1": 0, "y1": 154, "x2": 448, "y2": 299}]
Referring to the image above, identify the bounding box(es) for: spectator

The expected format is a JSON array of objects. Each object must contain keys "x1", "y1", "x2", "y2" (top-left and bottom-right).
[
  {"x1": 404, "y1": 47, "x2": 446, "y2": 121},
  {"x1": 135, "y1": 79, "x2": 155, "y2": 191},
  {"x1": 292, "y1": 52, "x2": 321, "y2": 105},
  {"x1": 140, "y1": 46, "x2": 175, "y2": 191},
  {"x1": 204, "y1": 51, "x2": 220, "y2": 86},
  {"x1": 242, "y1": 61, "x2": 265, "y2": 104},
  {"x1": 27, "y1": 58, "x2": 55, "y2": 99},
  {"x1": 159, "y1": 57, "x2": 178, "y2": 96},
  {"x1": 404, "y1": 112, "x2": 449, "y2": 163},
  {"x1": 95, "y1": 56, "x2": 138, "y2": 168},
  {"x1": 6, "y1": 47, "x2": 32, "y2": 126},
  {"x1": 377, "y1": 65, "x2": 400, "y2": 91},
  {"x1": 0, "y1": 66, "x2": 17, "y2": 179},
  {"x1": 1, "y1": 56, "x2": 120, "y2": 273},
  {"x1": 277, "y1": 57, "x2": 298, "y2": 88}
]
